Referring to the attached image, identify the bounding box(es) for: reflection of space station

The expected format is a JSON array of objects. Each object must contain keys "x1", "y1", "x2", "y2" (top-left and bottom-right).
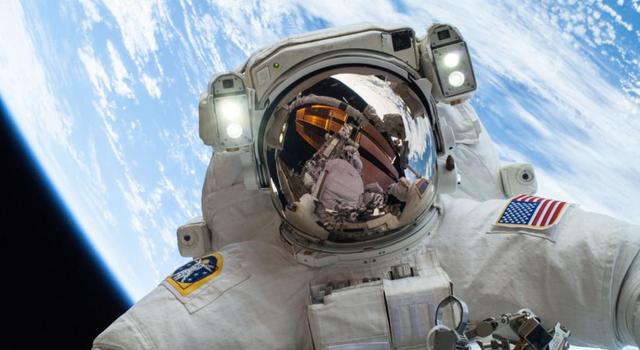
[{"x1": 276, "y1": 76, "x2": 431, "y2": 242}]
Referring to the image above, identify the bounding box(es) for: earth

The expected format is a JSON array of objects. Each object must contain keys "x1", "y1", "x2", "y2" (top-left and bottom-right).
[{"x1": 0, "y1": 1, "x2": 638, "y2": 347}]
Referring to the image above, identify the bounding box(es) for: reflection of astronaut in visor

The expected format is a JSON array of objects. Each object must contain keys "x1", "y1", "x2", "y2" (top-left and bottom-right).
[{"x1": 277, "y1": 75, "x2": 429, "y2": 242}]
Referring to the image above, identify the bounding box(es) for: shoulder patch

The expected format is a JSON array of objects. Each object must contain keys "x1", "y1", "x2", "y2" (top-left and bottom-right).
[
  {"x1": 165, "y1": 252, "x2": 223, "y2": 297},
  {"x1": 495, "y1": 194, "x2": 570, "y2": 231}
]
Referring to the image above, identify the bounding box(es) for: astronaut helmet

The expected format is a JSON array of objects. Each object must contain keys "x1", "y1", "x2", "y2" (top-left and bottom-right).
[
  {"x1": 262, "y1": 71, "x2": 441, "y2": 255},
  {"x1": 197, "y1": 24, "x2": 474, "y2": 261}
]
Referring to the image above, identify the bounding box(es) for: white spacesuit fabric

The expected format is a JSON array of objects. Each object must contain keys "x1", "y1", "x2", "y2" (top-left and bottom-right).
[
  {"x1": 435, "y1": 103, "x2": 640, "y2": 348},
  {"x1": 93, "y1": 102, "x2": 640, "y2": 350},
  {"x1": 438, "y1": 102, "x2": 505, "y2": 201},
  {"x1": 617, "y1": 251, "x2": 640, "y2": 346},
  {"x1": 427, "y1": 195, "x2": 640, "y2": 349},
  {"x1": 92, "y1": 151, "x2": 317, "y2": 349},
  {"x1": 306, "y1": 250, "x2": 453, "y2": 350},
  {"x1": 93, "y1": 240, "x2": 315, "y2": 350},
  {"x1": 307, "y1": 280, "x2": 392, "y2": 349},
  {"x1": 93, "y1": 152, "x2": 450, "y2": 349},
  {"x1": 200, "y1": 151, "x2": 283, "y2": 248}
]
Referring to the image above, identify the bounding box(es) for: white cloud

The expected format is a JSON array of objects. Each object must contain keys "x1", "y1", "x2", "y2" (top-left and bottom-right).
[
  {"x1": 100, "y1": 0, "x2": 169, "y2": 69},
  {"x1": 107, "y1": 40, "x2": 134, "y2": 98},
  {"x1": 596, "y1": 0, "x2": 633, "y2": 31},
  {"x1": 0, "y1": 1, "x2": 73, "y2": 151},
  {"x1": 211, "y1": 0, "x2": 310, "y2": 54},
  {"x1": 290, "y1": 0, "x2": 412, "y2": 28},
  {"x1": 78, "y1": 44, "x2": 130, "y2": 166},
  {"x1": 142, "y1": 73, "x2": 162, "y2": 98},
  {"x1": 78, "y1": 45, "x2": 112, "y2": 112},
  {"x1": 505, "y1": 98, "x2": 552, "y2": 139},
  {"x1": 79, "y1": 0, "x2": 102, "y2": 29},
  {"x1": 181, "y1": 11, "x2": 226, "y2": 76},
  {"x1": 136, "y1": 224, "x2": 161, "y2": 279},
  {"x1": 157, "y1": 160, "x2": 192, "y2": 213},
  {"x1": 87, "y1": 136, "x2": 108, "y2": 196}
]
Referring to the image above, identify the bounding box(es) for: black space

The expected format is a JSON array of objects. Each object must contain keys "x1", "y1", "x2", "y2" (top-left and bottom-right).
[{"x1": 0, "y1": 102, "x2": 130, "y2": 349}]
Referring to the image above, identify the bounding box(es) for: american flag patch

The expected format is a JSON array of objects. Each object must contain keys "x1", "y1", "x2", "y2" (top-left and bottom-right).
[{"x1": 496, "y1": 195, "x2": 570, "y2": 230}]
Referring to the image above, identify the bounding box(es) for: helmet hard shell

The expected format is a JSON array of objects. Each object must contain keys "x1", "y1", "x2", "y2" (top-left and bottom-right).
[{"x1": 197, "y1": 25, "x2": 470, "y2": 262}]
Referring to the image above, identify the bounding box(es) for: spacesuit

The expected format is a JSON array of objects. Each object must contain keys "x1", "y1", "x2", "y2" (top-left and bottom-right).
[{"x1": 93, "y1": 24, "x2": 639, "y2": 350}]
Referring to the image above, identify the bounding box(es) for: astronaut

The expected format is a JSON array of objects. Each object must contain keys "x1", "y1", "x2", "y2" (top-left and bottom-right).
[{"x1": 92, "y1": 24, "x2": 639, "y2": 350}]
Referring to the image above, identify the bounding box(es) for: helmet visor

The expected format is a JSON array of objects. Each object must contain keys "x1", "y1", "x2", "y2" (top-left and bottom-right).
[{"x1": 265, "y1": 72, "x2": 437, "y2": 244}]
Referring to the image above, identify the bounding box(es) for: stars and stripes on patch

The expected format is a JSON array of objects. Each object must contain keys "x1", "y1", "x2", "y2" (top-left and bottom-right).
[
  {"x1": 416, "y1": 178, "x2": 430, "y2": 196},
  {"x1": 495, "y1": 194, "x2": 570, "y2": 230},
  {"x1": 165, "y1": 252, "x2": 223, "y2": 297}
]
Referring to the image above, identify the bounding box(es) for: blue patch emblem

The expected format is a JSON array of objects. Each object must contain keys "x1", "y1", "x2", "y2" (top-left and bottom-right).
[{"x1": 166, "y1": 252, "x2": 223, "y2": 296}]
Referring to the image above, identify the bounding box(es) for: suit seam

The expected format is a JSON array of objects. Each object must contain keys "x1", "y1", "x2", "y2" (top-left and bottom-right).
[{"x1": 124, "y1": 313, "x2": 158, "y2": 350}]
